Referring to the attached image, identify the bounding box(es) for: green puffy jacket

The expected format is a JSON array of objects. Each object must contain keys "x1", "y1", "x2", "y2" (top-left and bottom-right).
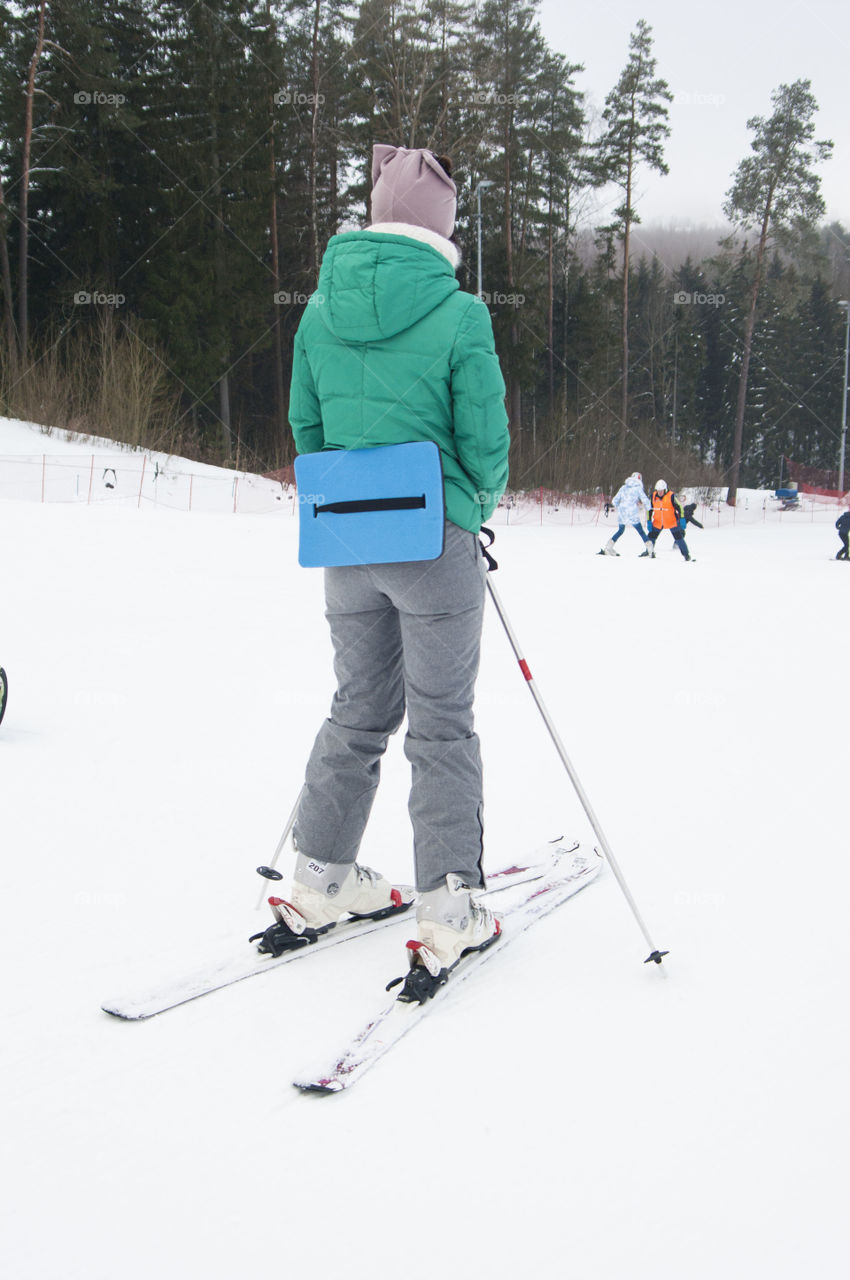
[{"x1": 288, "y1": 228, "x2": 510, "y2": 533}]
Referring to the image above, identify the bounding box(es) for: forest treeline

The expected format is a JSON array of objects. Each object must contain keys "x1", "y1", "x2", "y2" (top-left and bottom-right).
[{"x1": 0, "y1": 0, "x2": 846, "y2": 497}]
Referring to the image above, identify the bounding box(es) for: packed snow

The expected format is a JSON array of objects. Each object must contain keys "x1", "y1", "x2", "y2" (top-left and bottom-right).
[{"x1": 1, "y1": 414, "x2": 848, "y2": 1279}]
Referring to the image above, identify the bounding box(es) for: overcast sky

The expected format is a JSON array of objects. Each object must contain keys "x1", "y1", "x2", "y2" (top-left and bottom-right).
[{"x1": 537, "y1": 0, "x2": 849, "y2": 232}]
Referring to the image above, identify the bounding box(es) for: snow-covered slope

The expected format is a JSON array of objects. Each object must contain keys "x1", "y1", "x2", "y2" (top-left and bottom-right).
[
  {"x1": 1, "y1": 416, "x2": 848, "y2": 1279},
  {"x1": 0, "y1": 415, "x2": 288, "y2": 513}
]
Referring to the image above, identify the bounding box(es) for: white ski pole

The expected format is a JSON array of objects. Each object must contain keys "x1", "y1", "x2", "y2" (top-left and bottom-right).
[
  {"x1": 253, "y1": 785, "x2": 305, "y2": 909},
  {"x1": 484, "y1": 571, "x2": 667, "y2": 966}
]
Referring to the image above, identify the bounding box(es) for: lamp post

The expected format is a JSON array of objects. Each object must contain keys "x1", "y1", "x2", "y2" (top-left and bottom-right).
[
  {"x1": 474, "y1": 180, "x2": 494, "y2": 298},
  {"x1": 838, "y1": 300, "x2": 850, "y2": 493}
]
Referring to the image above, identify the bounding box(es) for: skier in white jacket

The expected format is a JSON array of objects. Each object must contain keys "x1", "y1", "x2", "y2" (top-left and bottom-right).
[{"x1": 600, "y1": 472, "x2": 651, "y2": 555}]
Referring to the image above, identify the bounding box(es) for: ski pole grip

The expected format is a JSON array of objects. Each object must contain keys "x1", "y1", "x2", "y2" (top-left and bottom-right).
[{"x1": 479, "y1": 526, "x2": 498, "y2": 571}]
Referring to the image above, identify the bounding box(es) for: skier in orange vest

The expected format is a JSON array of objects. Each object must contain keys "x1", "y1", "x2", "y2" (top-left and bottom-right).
[{"x1": 640, "y1": 480, "x2": 693, "y2": 561}]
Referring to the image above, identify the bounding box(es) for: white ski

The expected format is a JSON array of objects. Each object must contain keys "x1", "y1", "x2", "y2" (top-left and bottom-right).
[
  {"x1": 293, "y1": 843, "x2": 602, "y2": 1095},
  {"x1": 100, "y1": 840, "x2": 578, "y2": 1020}
]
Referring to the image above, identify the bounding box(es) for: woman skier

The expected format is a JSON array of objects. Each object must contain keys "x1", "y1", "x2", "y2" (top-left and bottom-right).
[
  {"x1": 599, "y1": 472, "x2": 651, "y2": 556},
  {"x1": 269, "y1": 146, "x2": 510, "y2": 995}
]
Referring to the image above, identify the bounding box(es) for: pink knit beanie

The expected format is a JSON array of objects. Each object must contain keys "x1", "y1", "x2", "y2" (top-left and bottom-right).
[{"x1": 370, "y1": 145, "x2": 457, "y2": 239}]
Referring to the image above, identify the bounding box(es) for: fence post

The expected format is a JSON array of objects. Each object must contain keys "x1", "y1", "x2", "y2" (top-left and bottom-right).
[
  {"x1": 41, "y1": 455, "x2": 46, "y2": 503},
  {"x1": 137, "y1": 455, "x2": 146, "y2": 508},
  {"x1": 87, "y1": 455, "x2": 94, "y2": 504}
]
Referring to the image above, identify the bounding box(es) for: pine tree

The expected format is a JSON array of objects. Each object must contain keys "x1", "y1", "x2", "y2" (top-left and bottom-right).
[
  {"x1": 17, "y1": 0, "x2": 46, "y2": 361},
  {"x1": 723, "y1": 79, "x2": 832, "y2": 504},
  {"x1": 669, "y1": 258, "x2": 714, "y2": 458},
  {"x1": 471, "y1": 0, "x2": 549, "y2": 438},
  {"x1": 597, "y1": 19, "x2": 671, "y2": 441},
  {"x1": 533, "y1": 48, "x2": 584, "y2": 417},
  {"x1": 137, "y1": 0, "x2": 275, "y2": 455},
  {"x1": 0, "y1": 0, "x2": 25, "y2": 359},
  {"x1": 21, "y1": 1, "x2": 162, "y2": 308}
]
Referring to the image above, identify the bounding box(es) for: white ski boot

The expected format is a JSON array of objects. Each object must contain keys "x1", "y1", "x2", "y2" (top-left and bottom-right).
[
  {"x1": 393, "y1": 875, "x2": 502, "y2": 1003},
  {"x1": 253, "y1": 857, "x2": 414, "y2": 956},
  {"x1": 289, "y1": 858, "x2": 406, "y2": 927}
]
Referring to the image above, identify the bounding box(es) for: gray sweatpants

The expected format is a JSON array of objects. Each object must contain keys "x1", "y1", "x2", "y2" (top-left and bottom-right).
[{"x1": 293, "y1": 521, "x2": 487, "y2": 893}]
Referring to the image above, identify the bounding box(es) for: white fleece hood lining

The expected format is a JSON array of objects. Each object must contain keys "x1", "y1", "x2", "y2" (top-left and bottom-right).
[{"x1": 366, "y1": 222, "x2": 460, "y2": 269}]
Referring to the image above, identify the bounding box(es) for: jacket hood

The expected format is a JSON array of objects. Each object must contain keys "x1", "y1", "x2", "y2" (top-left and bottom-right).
[{"x1": 312, "y1": 228, "x2": 460, "y2": 342}]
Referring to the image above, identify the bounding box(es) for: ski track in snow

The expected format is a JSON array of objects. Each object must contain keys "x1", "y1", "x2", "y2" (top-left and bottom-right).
[{"x1": 1, "y1": 416, "x2": 848, "y2": 1279}]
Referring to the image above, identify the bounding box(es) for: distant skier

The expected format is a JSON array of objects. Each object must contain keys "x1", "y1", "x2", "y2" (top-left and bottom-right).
[
  {"x1": 682, "y1": 498, "x2": 704, "y2": 533},
  {"x1": 599, "y1": 471, "x2": 650, "y2": 556},
  {"x1": 640, "y1": 480, "x2": 693, "y2": 561},
  {"x1": 836, "y1": 509, "x2": 850, "y2": 560}
]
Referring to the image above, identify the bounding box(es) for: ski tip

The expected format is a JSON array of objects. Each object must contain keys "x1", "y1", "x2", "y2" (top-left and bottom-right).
[
  {"x1": 293, "y1": 1078, "x2": 345, "y2": 1095},
  {"x1": 101, "y1": 1003, "x2": 146, "y2": 1021}
]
